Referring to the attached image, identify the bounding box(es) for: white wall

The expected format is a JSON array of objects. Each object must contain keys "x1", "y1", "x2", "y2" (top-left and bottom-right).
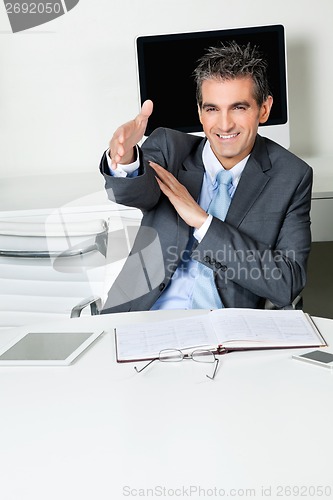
[{"x1": 0, "y1": 0, "x2": 332, "y2": 179}]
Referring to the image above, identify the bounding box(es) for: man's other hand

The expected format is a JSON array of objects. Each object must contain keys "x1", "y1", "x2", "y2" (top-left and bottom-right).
[{"x1": 149, "y1": 161, "x2": 208, "y2": 229}]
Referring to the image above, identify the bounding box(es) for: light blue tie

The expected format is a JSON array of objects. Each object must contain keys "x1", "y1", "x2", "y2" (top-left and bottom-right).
[{"x1": 191, "y1": 169, "x2": 233, "y2": 309}]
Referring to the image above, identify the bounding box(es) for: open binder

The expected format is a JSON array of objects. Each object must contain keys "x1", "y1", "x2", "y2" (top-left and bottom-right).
[{"x1": 114, "y1": 309, "x2": 327, "y2": 363}]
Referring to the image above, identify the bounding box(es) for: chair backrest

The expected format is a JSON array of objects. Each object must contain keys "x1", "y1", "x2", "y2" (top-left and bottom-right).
[{"x1": 0, "y1": 216, "x2": 110, "y2": 330}]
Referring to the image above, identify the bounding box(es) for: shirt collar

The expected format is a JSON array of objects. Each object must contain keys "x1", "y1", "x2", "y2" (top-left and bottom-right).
[{"x1": 202, "y1": 140, "x2": 250, "y2": 187}]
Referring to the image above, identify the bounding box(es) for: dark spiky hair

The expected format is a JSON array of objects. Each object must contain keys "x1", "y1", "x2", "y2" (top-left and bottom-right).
[{"x1": 193, "y1": 41, "x2": 271, "y2": 108}]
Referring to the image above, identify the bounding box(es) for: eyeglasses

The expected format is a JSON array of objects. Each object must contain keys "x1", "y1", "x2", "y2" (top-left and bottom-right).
[{"x1": 134, "y1": 348, "x2": 221, "y2": 380}]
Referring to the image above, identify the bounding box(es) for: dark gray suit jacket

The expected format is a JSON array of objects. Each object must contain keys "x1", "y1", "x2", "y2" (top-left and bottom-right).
[{"x1": 100, "y1": 128, "x2": 312, "y2": 313}]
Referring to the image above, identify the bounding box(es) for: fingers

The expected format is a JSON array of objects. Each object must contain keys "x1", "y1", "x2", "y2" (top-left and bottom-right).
[
  {"x1": 109, "y1": 124, "x2": 135, "y2": 169},
  {"x1": 108, "y1": 101, "x2": 154, "y2": 169},
  {"x1": 140, "y1": 99, "x2": 153, "y2": 119},
  {"x1": 149, "y1": 161, "x2": 178, "y2": 189},
  {"x1": 149, "y1": 162, "x2": 208, "y2": 229},
  {"x1": 154, "y1": 176, "x2": 170, "y2": 197},
  {"x1": 109, "y1": 145, "x2": 124, "y2": 169},
  {"x1": 135, "y1": 99, "x2": 153, "y2": 131},
  {"x1": 150, "y1": 161, "x2": 184, "y2": 204},
  {"x1": 109, "y1": 138, "x2": 124, "y2": 169},
  {"x1": 149, "y1": 160, "x2": 189, "y2": 201}
]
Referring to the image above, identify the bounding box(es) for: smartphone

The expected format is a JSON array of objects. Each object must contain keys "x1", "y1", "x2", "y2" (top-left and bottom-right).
[{"x1": 292, "y1": 350, "x2": 333, "y2": 369}]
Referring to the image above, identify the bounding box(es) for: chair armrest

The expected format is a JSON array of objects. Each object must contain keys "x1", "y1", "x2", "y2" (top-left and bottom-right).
[
  {"x1": 70, "y1": 296, "x2": 103, "y2": 318},
  {"x1": 0, "y1": 219, "x2": 108, "y2": 258},
  {"x1": 264, "y1": 294, "x2": 303, "y2": 310},
  {"x1": 282, "y1": 294, "x2": 303, "y2": 310},
  {"x1": 0, "y1": 243, "x2": 100, "y2": 258}
]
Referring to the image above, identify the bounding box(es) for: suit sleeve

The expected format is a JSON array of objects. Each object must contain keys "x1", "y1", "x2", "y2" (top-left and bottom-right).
[{"x1": 99, "y1": 149, "x2": 161, "y2": 211}]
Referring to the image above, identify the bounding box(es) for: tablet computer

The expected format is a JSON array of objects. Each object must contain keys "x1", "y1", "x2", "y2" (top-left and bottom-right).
[{"x1": 0, "y1": 330, "x2": 104, "y2": 366}]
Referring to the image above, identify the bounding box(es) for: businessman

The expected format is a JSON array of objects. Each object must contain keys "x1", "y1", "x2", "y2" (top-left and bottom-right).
[{"x1": 99, "y1": 42, "x2": 312, "y2": 313}]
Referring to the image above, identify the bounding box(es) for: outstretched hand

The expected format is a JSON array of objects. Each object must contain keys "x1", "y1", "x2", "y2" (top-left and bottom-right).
[
  {"x1": 109, "y1": 100, "x2": 153, "y2": 169},
  {"x1": 149, "y1": 161, "x2": 208, "y2": 229}
]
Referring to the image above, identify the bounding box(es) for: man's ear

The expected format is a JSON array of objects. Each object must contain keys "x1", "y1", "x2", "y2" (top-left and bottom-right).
[
  {"x1": 197, "y1": 103, "x2": 203, "y2": 124},
  {"x1": 259, "y1": 95, "x2": 273, "y2": 125}
]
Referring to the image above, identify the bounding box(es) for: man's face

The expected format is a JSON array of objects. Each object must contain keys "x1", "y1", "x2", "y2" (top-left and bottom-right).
[{"x1": 198, "y1": 77, "x2": 273, "y2": 169}]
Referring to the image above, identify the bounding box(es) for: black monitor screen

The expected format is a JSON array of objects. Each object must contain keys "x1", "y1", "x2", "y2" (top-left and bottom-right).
[{"x1": 136, "y1": 24, "x2": 287, "y2": 136}]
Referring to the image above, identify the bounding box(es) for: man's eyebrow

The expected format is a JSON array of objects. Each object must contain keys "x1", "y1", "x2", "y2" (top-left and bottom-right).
[
  {"x1": 202, "y1": 100, "x2": 252, "y2": 109},
  {"x1": 202, "y1": 102, "x2": 218, "y2": 109},
  {"x1": 232, "y1": 100, "x2": 251, "y2": 107}
]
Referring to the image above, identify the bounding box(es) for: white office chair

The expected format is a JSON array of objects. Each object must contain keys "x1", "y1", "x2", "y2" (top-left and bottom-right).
[{"x1": 0, "y1": 216, "x2": 110, "y2": 330}]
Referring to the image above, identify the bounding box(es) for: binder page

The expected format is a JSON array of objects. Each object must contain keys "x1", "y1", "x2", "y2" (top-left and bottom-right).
[
  {"x1": 115, "y1": 314, "x2": 217, "y2": 361},
  {"x1": 209, "y1": 309, "x2": 325, "y2": 348}
]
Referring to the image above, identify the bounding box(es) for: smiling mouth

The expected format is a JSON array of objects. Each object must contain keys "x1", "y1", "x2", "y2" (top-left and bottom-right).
[{"x1": 216, "y1": 133, "x2": 239, "y2": 140}]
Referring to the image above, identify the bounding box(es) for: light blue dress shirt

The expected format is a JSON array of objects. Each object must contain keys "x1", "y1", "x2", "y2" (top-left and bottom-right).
[{"x1": 107, "y1": 141, "x2": 249, "y2": 309}]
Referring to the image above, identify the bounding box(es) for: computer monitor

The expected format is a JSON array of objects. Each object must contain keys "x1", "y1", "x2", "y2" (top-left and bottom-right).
[{"x1": 136, "y1": 24, "x2": 289, "y2": 148}]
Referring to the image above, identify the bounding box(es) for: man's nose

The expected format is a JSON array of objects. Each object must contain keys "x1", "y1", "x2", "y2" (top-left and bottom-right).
[{"x1": 217, "y1": 111, "x2": 234, "y2": 132}]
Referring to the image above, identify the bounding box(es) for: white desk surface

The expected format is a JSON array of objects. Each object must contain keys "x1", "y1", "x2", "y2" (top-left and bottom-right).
[
  {"x1": 305, "y1": 155, "x2": 333, "y2": 199},
  {"x1": 0, "y1": 172, "x2": 136, "y2": 218},
  {"x1": 0, "y1": 310, "x2": 332, "y2": 500}
]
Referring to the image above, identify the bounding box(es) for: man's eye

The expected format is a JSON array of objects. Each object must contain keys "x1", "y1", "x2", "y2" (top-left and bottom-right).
[
  {"x1": 205, "y1": 107, "x2": 216, "y2": 112},
  {"x1": 234, "y1": 106, "x2": 246, "y2": 111}
]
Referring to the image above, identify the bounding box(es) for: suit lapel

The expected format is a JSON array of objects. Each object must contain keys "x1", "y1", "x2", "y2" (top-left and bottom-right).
[
  {"x1": 177, "y1": 139, "x2": 206, "y2": 200},
  {"x1": 226, "y1": 135, "x2": 272, "y2": 228}
]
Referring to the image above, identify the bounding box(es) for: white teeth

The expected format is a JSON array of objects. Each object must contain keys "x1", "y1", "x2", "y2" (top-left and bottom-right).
[{"x1": 217, "y1": 133, "x2": 238, "y2": 139}]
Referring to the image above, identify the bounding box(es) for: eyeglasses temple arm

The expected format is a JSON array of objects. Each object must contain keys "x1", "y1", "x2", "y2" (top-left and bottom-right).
[
  {"x1": 134, "y1": 358, "x2": 156, "y2": 373},
  {"x1": 206, "y1": 357, "x2": 219, "y2": 380}
]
